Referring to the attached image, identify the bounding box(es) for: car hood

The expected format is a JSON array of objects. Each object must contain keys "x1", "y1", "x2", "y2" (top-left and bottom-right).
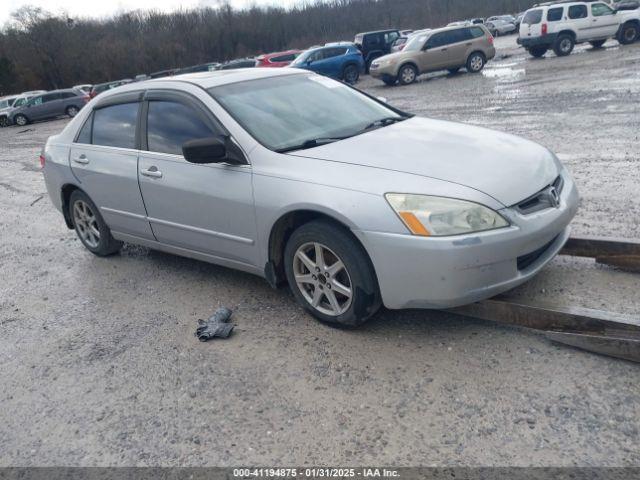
[{"x1": 289, "y1": 117, "x2": 560, "y2": 207}]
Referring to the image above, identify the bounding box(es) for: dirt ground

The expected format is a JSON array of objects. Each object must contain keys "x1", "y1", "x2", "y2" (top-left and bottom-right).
[{"x1": 1, "y1": 35, "x2": 639, "y2": 467}]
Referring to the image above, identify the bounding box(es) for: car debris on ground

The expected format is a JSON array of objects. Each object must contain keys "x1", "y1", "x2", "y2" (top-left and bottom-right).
[{"x1": 195, "y1": 307, "x2": 235, "y2": 341}]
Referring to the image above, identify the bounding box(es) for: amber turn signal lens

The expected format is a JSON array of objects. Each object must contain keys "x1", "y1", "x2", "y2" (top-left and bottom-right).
[{"x1": 398, "y1": 211, "x2": 431, "y2": 236}]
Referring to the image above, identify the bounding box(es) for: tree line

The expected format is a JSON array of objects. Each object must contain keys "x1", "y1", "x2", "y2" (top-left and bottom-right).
[{"x1": 0, "y1": 0, "x2": 538, "y2": 94}]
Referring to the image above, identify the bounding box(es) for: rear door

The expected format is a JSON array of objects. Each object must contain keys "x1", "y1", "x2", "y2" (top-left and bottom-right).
[
  {"x1": 137, "y1": 90, "x2": 258, "y2": 265},
  {"x1": 567, "y1": 4, "x2": 591, "y2": 41},
  {"x1": 589, "y1": 2, "x2": 619, "y2": 38},
  {"x1": 69, "y1": 92, "x2": 155, "y2": 240},
  {"x1": 442, "y1": 28, "x2": 471, "y2": 67}
]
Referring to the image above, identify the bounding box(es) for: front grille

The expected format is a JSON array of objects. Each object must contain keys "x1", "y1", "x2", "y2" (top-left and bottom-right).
[
  {"x1": 517, "y1": 235, "x2": 558, "y2": 271},
  {"x1": 515, "y1": 175, "x2": 564, "y2": 215}
]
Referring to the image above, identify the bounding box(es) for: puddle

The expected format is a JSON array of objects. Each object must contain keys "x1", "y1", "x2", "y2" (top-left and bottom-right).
[{"x1": 482, "y1": 67, "x2": 525, "y2": 80}]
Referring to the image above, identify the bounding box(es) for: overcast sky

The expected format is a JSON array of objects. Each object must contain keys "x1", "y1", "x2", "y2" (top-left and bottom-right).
[{"x1": 1, "y1": 0, "x2": 303, "y2": 25}]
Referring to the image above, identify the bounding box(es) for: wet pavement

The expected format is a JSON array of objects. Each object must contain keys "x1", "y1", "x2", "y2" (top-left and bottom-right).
[{"x1": 0, "y1": 35, "x2": 639, "y2": 466}]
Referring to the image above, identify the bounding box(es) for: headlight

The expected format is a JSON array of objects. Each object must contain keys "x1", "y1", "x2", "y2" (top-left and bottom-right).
[{"x1": 385, "y1": 194, "x2": 509, "y2": 237}]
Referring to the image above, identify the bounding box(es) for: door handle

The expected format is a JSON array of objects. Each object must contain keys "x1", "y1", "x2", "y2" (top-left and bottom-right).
[
  {"x1": 73, "y1": 154, "x2": 89, "y2": 165},
  {"x1": 140, "y1": 167, "x2": 163, "y2": 178}
]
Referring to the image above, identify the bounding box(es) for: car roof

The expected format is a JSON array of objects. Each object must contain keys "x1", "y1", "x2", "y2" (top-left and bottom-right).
[
  {"x1": 99, "y1": 68, "x2": 305, "y2": 95},
  {"x1": 356, "y1": 29, "x2": 399, "y2": 36}
]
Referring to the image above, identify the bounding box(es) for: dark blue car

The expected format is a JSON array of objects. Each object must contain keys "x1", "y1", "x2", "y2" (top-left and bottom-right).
[{"x1": 290, "y1": 44, "x2": 365, "y2": 84}]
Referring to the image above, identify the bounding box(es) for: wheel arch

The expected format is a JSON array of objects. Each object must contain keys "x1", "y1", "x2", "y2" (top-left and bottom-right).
[
  {"x1": 398, "y1": 61, "x2": 419, "y2": 75},
  {"x1": 265, "y1": 208, "x2": 377, "y2": 288},
  {"x1": 60, "y1": 183, "x2": 82, "y2": 229},
  {"x1": 557, "y1": 29, "x2": 577, "y2": 40}
]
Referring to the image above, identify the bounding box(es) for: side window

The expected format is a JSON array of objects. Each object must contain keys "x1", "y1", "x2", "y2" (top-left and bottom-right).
[
  {"x1": 92, "y1": 103, "x2": 138, "y2": 149},
  {"x1": 61, "y1": 92, "x2": 77, "y2": 99},
  {"x1": 427, "y1": 32, "x2": 451, "y2": 48},
  {"x1": 547, "y1": 7, "x2": 564, "y2": 22},
  {"x1": 523, "y1": 9, "x2": 543, "y2": 25},
  {"x1": 568, "y1": 5, "x2": 588, "y2": 19},
  {"x1": 75, "y1": 113, "x2": 93, "y2": 144},
  {"x1": 365, "y1": 34, "x2": 381, "y2": 46},
  {"x1": 592, "y1": 3, "x2": 614, "y2": 16},
  {"x1": 309, "y1": 50, "x2": 325, "y2": 62},
  {"x1": 147, "y1": 101, "x2": 215, "y2": 156},
  {"x1": 385, "y1": 32, "x2": 399, "y2": 43},
  {"x1": 43, "y1": 93, "x2": 60, "y2": 102},
  {"x1": 272, "y1": 54, "x2": 295, "y2": 62}
]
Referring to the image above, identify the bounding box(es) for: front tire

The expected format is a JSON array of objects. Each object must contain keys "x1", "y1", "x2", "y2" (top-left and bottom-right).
[
  {"x1": 66, "y1": 105, "x2": 79, "y2": 117},
  {"x1": 553, "y1": 34, "x2": 575, "y2": 56},
  {"x1": 618, "y1": 23, "x2": 639, "y2": 45},
  {"x1": 69, "y1": 190, "x2": 122, "y2": 256},
  {"x1": 466, "y1": 52, "x2": 486, "y2": 73},
  {"x1": 14, "y1": 114, "x2": 28, "y2": 126},
  {"x1": 342, "y1": 64, "x2": 359, "y2": 84},
  {"x1": 283, "y1": 220, "x2": 381, "y2": 327},
  {"x1": 398, "y1": 64, "x2": 418, "y2": 85}
]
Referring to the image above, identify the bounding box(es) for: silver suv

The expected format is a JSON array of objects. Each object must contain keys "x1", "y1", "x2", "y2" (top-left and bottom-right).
[{"x1": 42, "y1": 69, "x2": 578, "y2": 326}]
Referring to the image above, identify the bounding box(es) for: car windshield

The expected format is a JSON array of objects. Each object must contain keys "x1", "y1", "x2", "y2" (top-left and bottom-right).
[
  {"x1": 209, "y1": 74, "x2": 405, "y2": 152},
  {"x1": 12, "y1": 97, "x2": 27, "y2": 107},
  {"x1": 404, "y1": 33, "x2": 429, "y2": 52},
  {"x1": 290, "y1": 51, "x2": 312, "y2": 66}
]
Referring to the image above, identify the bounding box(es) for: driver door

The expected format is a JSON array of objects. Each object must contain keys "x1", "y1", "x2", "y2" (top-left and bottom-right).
[
  {"x1": 137, "y1": 90, "x2": 258, "y2": 267},
  {"x1": 418, "y1": 32, "x2": 451, "y2": 72},
  {"x1": 590, "y1": 3, "x2": 620, "y2": 38}
]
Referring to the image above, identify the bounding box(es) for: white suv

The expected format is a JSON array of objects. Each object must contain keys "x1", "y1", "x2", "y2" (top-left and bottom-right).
[{"x1": 518, "y1": 1, "x2": 640, "y2": 57}]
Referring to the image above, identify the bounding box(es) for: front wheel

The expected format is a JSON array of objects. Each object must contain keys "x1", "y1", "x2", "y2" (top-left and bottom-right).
[
  {"x1": 466, "y1": 52, "x2": 486, "y2": 73},
  {"x1": 0, "y1": 116, "x2": 8, "y2": 127},
  {"x1": 342, "y1": 64, "x2": 359, "y2": 84},
  {"x1": 66, "y1": 105, "x2": 79, "y2": 117},
  {"x1": 69, "y1": 190, "x2": 122, "y2": 256},
  {"x1": 553, "y1": 34, "x2": 575, "y2": 56},
  {"x1": 618, "y1": 23, "x2": 639, "y2": 45},
  {"x1": 13, "y1": 114, "x2": 28, "y2": 126},
  {"x1": 284, "y1": 220, "x2": 381, "y2": 327},
  {"x1": 398, "y1": 64, "x2": 418, "y2": 85}
]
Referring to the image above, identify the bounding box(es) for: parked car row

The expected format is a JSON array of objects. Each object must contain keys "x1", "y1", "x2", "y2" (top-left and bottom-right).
[
  {"x1": 518, "y1": 1, "x2": 640, "y2": 58},
  {"x1": 0, "y1": 90, "x2": 47, "y2": 126}
]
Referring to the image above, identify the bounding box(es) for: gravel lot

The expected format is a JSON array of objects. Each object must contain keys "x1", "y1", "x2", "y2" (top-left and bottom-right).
[{"x1": 1, "y1": 35, "x2": 639, "y2": 467}]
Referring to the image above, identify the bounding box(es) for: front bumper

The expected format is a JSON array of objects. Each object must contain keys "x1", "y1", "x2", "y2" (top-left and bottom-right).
[
  {"x1": 369, "y1": 62, "x2": 398, "y2": 79},
  {"x1": 356, "y1": 172, "x2": 579, "y2": 310}
]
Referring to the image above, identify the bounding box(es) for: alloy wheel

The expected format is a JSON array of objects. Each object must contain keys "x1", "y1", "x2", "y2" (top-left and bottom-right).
[
  {"x1": 68, "y1": 106, "x2": 79, "y2": 117},
  {"x1": 400, "y1": 67, "x2": 416, "y2": 84},
  {"x1": 560, "y1": 38, "x2": 572, "y2": 53},
  {"x1": 73, "y1": 200, "x2": 101, "y2": 249},
  {"x1": 293, "y1": 242, "x2": 353, "y2": 316},
  {"x1": 15, "y1": 115, "x2": 27, "y2": 126},
  {"x1": 470, "y1": 55, "x2": 484, "y2": 71}
]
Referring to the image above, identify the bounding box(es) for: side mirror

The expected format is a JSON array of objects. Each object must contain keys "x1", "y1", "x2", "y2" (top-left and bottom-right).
[
  {"x1": 182, "y1": 137, "x2": 227, "y2": 164},
  {"x1": 182, "y1": 137, "x2": 246, "y2": 165}
]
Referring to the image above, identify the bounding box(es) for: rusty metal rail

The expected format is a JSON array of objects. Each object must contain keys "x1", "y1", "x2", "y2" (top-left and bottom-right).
[
  {"x1": 561, "y1": 235, "x2": 640, "y2": 272},
  {"x1": 447, "y1": 236, "x2": 640, "y2": 363}
]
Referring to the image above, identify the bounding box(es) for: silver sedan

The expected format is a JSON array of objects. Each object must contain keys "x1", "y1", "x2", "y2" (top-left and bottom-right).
[{"x1": 42, "y1": 68, "x2": 579, "y2": 326}]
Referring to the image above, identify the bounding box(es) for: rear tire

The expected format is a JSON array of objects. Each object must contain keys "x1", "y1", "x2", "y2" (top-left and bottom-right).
[
  {"x1": 398, "y1": 64, "x2": 418, "y2": 85},
  {"x1": 618, "y1": 23, "x2": 639, "y2": 45},
  {"x1": 283, "y1": 220, "x2": 381, "y2": 327},
  {"x1": 342, "y1": 64, "x2": 359, "y2": 84},
  {"x1": 69, "y1": 190, "x2": 122, "y2": 256},
  {"x1": 14, "y1": 114, "x2": 28, "y2": 126},
  {"x1": 553, "y1": 34, "x2": 575, "y2": 56},
  {"x1": 528, "y1": 46, "x2": 548, "y2": 58},
  {"x1": 466, "y1": 52, "x2": 486, "y2": 73}
]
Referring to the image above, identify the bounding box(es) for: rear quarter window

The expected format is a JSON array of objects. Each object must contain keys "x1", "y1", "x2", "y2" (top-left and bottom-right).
[
  {"x1": 469, "y1": 27, "x2": 485, "y2": 38},
  {"x1": 523, "y1": 9, "x2": 543, "y2": 24}
]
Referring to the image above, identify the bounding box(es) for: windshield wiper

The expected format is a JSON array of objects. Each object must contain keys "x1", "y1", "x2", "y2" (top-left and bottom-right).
[
  {"x1": 276, "y1": 136, "x2": 351, "y2": 153},
  {"x1": 363, "y1": 116, "x2": 406, "y2": 131}
]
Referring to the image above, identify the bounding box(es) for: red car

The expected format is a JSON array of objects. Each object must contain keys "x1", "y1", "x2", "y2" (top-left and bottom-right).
[{"x1": 255, "y1": 50, "x2": 302, "y2": 68}]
